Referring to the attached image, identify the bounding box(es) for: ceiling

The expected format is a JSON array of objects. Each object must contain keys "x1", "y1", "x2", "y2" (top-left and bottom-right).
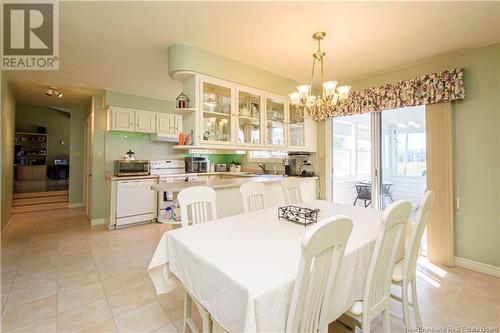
[{"x1": 6, "y1": 1, "x2": 500, "y2": 108}]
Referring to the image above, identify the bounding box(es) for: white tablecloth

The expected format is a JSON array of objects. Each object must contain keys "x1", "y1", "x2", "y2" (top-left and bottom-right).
[{"x1": 148, "y1": 200, "x2": 381, "y2": 333}]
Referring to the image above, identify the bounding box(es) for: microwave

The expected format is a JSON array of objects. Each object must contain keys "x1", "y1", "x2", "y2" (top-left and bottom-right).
[
  {"x1": 114, "y1": 160, "x2": 150, "y2": 176},
  {"x1": 185, "y1": 156, "x2": 208, "y2": 173}
]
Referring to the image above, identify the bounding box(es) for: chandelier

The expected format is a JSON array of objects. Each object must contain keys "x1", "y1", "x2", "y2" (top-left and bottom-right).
[{"x1": 289, "y1": 32, "x2": 351, "y2": 118}]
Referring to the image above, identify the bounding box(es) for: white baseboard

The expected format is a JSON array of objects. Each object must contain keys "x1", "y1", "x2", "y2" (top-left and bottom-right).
[
  {"x1": 455, "y1": 256, "x2": 500, "y2": 278},
  {"x1": 91, "y1": 218, "x2": 105, "y2": 226},
  {"x1": 68, "y1": 203, "x2": 84, "y2": 208}
]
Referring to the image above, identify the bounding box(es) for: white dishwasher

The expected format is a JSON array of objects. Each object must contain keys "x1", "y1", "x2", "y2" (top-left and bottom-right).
[{"x1": 116, "y1": 179, "x2": 156, "y2": 227}]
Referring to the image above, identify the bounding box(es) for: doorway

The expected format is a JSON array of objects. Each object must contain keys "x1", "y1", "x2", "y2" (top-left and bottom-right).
[{"x1": 331, "y1": 106, "x2": 427, "y2": 212}]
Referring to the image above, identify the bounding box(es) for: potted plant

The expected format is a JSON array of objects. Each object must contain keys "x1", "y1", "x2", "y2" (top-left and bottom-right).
[{"x1": 230, "y1": 161, "x2": 241, "y2": 173}]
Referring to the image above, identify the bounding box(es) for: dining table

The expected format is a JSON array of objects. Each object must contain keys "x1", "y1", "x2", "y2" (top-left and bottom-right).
[{"x1": 148, "y1": 200, "x2": 382, "y2": 333}]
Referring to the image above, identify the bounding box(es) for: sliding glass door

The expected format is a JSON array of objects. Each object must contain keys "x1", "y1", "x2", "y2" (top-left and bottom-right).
[
  {"x1": 331, "y1": 114, "x2": 372, "y2": 206},
  {"x1": 331, "y1": 106, "x2": 427, "y2": 213}
]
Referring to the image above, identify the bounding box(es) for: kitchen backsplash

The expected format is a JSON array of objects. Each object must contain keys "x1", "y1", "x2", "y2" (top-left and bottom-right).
[{"x1": 104, "y1": 132, "x2": 183, "y2": 171}]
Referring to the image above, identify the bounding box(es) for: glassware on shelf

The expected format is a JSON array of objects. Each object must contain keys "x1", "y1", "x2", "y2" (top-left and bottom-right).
[
  {"x1": 265, "y1": 98, "x2": 285, "y2": 145},
  {"x1": 238, "y1": 91, "x2": 261, "y2": 144},
  {"x1": 289, "y1": 104, "x2": 305, "y2": 146}
]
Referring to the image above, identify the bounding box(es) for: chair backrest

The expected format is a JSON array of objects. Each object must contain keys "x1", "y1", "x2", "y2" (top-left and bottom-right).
[
  {"x1": 362, "y1": 200, "x2": 412, "y2": 315},
  {"x1": 404, "y1": 191, "x2": 435, "y2": 279},
  {"x1": 177, "y1": 186, "x2": 217, "y2": 228},
  {"x1": 240, "y1": 182, "x2": 267, "y2": 213},
  {"x1": 282, "y1": 178, "x2": 303, "y2": 205},
  {"x1": 286, "y1": 216, "x2": 353, "y2": 333}
]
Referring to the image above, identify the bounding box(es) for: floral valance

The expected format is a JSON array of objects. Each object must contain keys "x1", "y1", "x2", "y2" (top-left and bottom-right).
[{"x1": 312, "y1": 68, "x2": 465, "y2": 121}]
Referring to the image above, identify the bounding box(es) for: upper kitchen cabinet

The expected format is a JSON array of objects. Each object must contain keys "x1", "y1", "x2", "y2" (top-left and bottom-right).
[
  {"x1": 200, "y1": 78, "x2": 234, "y2": 144},
  {"x1": 108, "y1": 107, "x2": 156, "y2": 133},
  {"x1": 134, "y1": 110, "x2": 156, "y2": 133},
  {"x1": 265, "y1": 97, "x2": 286, "y2": 146},
  {"x1": 109, "y1": 107, "x2": 135, "y2": 132},
  {"x1": 237, "y1": 89, "x2": 262, "y2": 145},
  {"x1": 287, "y1": 104, "x2": 317, "y2": 152}
]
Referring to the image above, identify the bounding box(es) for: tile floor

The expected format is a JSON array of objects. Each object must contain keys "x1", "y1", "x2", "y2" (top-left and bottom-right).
[{"x1": 1, "y1": 208, "x2": 499, "y2": 333}]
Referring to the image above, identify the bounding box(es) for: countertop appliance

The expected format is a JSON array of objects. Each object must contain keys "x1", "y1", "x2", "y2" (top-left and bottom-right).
[
  {"x1": 116, "y1": 178, "x2": 156, "y2": 228},
  {"x1": 150, "y1": 159, "x2": 197, "y2": 224},
  {"x1": 185, "y1": 156, "x2": 208, "y2": 173},
  {"x1": 114, "y1": 160, "x2": 149, "y2": 176},
  {"x1": 286, "y1": 152, "x2": 315, "y2": 177}
]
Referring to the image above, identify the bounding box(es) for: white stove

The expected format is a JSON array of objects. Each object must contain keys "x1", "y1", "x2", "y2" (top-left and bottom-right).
[{"x1": 150, "y1": 160, "x2": 195, "y2": 224}]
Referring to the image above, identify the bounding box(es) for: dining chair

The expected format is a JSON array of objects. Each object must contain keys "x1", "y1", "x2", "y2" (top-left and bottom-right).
[
  {"x1": 391, "y1": 191, "x2": 435, "y2": 329},
  {"x1": 286, "y1": 216, "x2": 353, "y2": 333},
  {"x1": 239, "y1": 182, "x2": 267, "y2": 213},
  {"x1": 177, "y1": 186, "x2": 218, "y2": 228},
  {"x1": 345, "y1": 200, "x2": 412, "y2": 332},
  {"x1": 281, "y1": 178, "x2": 303, "y2": 205},
  {"x1": 177, "y1": 186, "x2": 217, "y2": 333}
]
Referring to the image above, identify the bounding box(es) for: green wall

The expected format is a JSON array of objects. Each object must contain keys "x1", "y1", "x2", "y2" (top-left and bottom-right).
[
  {"x1": 318, "y1": 43, "x2": 500, "y2": 266},
  {"x1": 68, "y1": 106, "x2": 85, "y2": 205},
  {"x1": 16, "y1": 104, "x2": 71, "y2": 165},
  {"x1": 169, "y1": 44, "x2": 300, "y2": 96},
  {"x1": 105, "y1": 90, "x2": 175, "y2": 113},
  {"x1": 1, "y1": 75, "x2": 15, "y2": 229}
]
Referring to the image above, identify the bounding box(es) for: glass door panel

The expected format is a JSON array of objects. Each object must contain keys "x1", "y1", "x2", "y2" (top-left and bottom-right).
[
  {"x1": 202, "y1": 82, "x2": 232, "y2": 142},
  {"x1": 265, "y1": 98, "x2": 285, "y2": 145},
  {"x1": 380, "y1": 106, "x2": 427, "y2": 209},
  {"x1": 289, "y1": 105, "x2": 305, "y2": 147},
  {"x1": 331, "y1": 114, "x2": 372, "y2": 206},
  {"x1": 237, "y1": 91, "x2": 261, "y2": 144}
]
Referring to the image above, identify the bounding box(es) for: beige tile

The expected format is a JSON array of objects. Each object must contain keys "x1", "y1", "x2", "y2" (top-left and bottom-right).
[
  {"x1": 58, "y1": 282, "x2": 106, "y2": 313},
  {"x1": 79, "y1": 319, "x2": 118, "y2": 333},
  {"x1": 115, "y1": 301, "x2": 172, "y2": 333},
  {"x1": 5, "y1": 280, "x2": 57, "y2": 308},
  {"x1": 57, "y1": 299, "x2": 112, "y2": 333},
  {"x1": 448, "y1": 285, "x2": 500, "y2": 327},
  {"x1": 96, "y1": 258, "x2": 136, "y2": 281},
  {"x1": 8, "y1": 315, "x2": 57, "y2": 333},
  {"x1": 2, "y1": 295, "x2": 57, "y2": 331},
  {"x1": 158, "y1": 287, "x2": 186, "y2": 321},
  {"x1": 102, "y1": 271, "x2": 146, "y2": 296},
  {"x1": 58, "y1": 269, "x2": 100, "y2": 294},
  {"x1": 153, "y1": 322, "x2": 179, "y2": 333},
  {"x1": 108, "y1": 285, "x2": 156, "y2": 317},
  {"x1": 58, "y1": 257, "x2": 96, "y2": 278}
]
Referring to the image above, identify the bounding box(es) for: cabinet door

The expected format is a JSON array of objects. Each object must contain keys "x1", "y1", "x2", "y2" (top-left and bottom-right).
[
  {"x1": 288, "y1": 104, "x2": 305, "y2": 148},
  {"x1": 111, "y1": 108, "x2": 135, "y2": 131},
  {"x1": 237, "y1": 89, "x2": 262, "y2": 145},
  {"x1": 156, "y1": 113, "x2": 175, "y2": 134},
  {"x1": 174, "y1": 115, "x2": 183, "y2": 135},
  {"x1": 200, "y1": 80, "x2": 234, "y2": 143},
  {"x1": 265, "y1": 97, "x2": 286, "y2": 146},
  {"x1": 135, "y1": 111, "x2": 156, "y2": 133}
]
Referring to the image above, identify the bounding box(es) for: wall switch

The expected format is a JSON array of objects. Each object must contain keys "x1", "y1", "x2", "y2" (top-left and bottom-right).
[{"x1": 456, "y1": 197, "x2": 460, "y2": 210}]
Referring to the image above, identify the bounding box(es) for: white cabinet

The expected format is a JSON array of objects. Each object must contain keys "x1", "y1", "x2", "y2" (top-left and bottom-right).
[
  {"x1": 108, "y1": 107, "x2": 182, "y2": 138},
  {"x1": 110, "y1": 107, "x2": 135, "y2": 132},
  {"x1": 154, "y1": 113, "x2": 183, "y2": 141},
  {"x1": 176, "y1": 73, "x2": 317, "y2": 152},
  {"x1": 135, "y1": 111, "x2": 156, "y2": 133}
]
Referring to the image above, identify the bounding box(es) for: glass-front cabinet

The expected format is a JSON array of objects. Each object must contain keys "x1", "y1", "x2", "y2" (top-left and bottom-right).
[
  {"x1": 201, "y1": 81, "x2": 233, "y2": 143},
  {"x1": 265, "y1": 97, "x2": 286, "y2": 146},
  {"x1": 237, "y1": 90, "x2": 262, "y2": 145},
  {"x1": 288, "y1": 104, "x2": 305, "y2": 148}
]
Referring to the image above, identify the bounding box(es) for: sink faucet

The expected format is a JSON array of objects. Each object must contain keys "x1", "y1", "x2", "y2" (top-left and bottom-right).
[{"x1": 258, "y1": 163, "x2": 266, "y2": 174}]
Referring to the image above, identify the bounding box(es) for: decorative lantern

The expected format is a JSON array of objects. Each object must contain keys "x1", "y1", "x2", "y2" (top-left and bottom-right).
[{"x1": 176, "y1": 92, "x2": 190, "y2": 109}]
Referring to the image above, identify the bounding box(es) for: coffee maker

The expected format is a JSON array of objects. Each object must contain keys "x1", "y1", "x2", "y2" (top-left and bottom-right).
[{"x1": 284, "y1": 152, "x2": 315, "y2": 177}]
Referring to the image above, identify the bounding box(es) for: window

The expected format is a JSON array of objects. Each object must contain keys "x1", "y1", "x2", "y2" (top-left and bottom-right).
[
  {"x1": 333, "y1": 119, "x2": 371, "y2": 178},
  {"x1": 395, "y1": 132, "x2": 426, "y2": 176},
  {"x1": 248, "y1": 151, "x2": 287, "y2": 160}
]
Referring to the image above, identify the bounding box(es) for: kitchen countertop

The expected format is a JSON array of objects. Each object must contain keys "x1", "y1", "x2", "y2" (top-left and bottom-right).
[{"x1": 151, "y1": 175, "x2": 318, "y2": 192}]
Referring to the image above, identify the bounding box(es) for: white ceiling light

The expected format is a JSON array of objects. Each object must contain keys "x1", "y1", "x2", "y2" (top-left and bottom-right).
[{"x1": 45, "y1": 87, "x2": 63, "y2": 98}]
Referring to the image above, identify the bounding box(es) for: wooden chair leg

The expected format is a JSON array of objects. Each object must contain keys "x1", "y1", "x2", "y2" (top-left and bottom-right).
[
  {"x1": 183, "y1": 291, "x2": 192, "y2": 333},
  {"x1": 383, "y1": 310, "x2": 392, "y2": 333},
  {"x1": 401, "y1": 281, "x2": 411, "y2": 329},
  {"x1": 411, "y1": 279, "x2": 423, "y2": 328}
]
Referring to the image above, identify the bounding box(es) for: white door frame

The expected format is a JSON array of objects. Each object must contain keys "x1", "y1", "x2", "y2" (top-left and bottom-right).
[{"x1": 84, "y1": 111, "x2": 93, "y2": 220}]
